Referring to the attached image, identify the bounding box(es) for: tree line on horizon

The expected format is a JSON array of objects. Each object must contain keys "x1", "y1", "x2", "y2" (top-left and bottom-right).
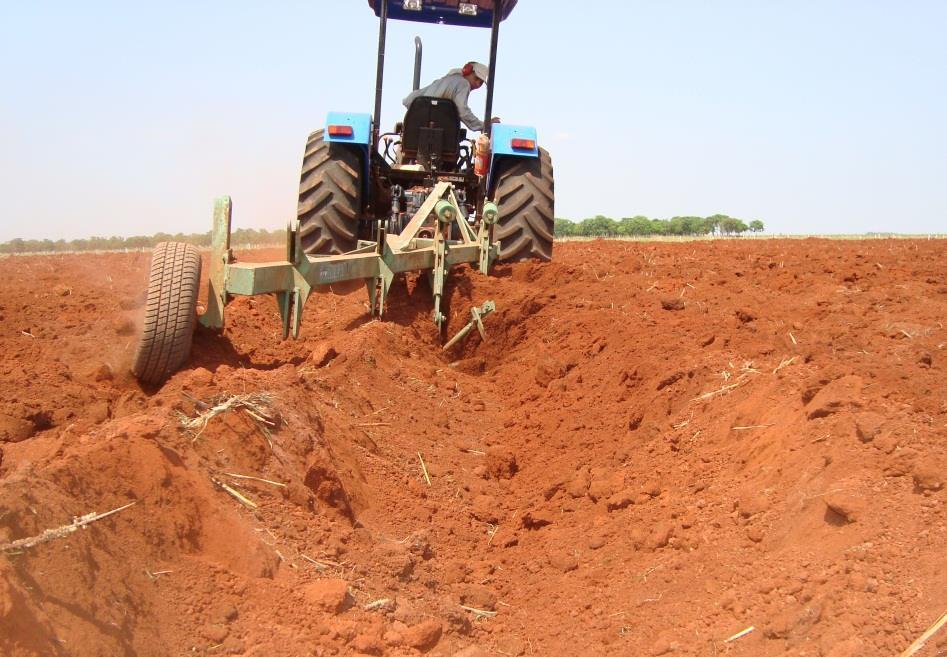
[
  {"x1": 556, "y1": 214, "x2": 764, "y2": 237},
  {"x1": 0, "y1": 213, "x2": 765, "y2": 254},
  {"x1": 0, "y1": 228, "x2": 285, "y2": 255}
]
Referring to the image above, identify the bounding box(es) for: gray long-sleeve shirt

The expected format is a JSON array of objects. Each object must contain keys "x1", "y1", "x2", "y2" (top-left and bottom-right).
[{"x1": 403, "y1": 73, "x2": 484, "y2": 132}]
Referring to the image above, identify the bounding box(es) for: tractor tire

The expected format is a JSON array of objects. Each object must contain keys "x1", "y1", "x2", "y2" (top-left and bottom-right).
[
  {"x1": 492, "y1": 147, "x2": 555, "y2": 262},
  {"x1": 297, "y1": 129, "x2": 362, "y2": 255},
  {"x1": 130, "y1": 242, "x2": 202, "y2": 385}
]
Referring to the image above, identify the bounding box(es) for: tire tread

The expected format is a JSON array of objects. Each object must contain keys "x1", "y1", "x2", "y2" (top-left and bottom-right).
[
  {"x1": 492, "y1": 148, "x2": 555, "y2": 262},
  {"x1": 130, "y1": 242, "x2": 201, "y2": 384},
  {"x1": 297, "y1": 130, "x2": 362, "y2": 255}
]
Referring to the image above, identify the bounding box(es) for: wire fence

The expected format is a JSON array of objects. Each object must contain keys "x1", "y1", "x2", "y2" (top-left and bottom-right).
[{"x1": 3, "y1": 233, "x2": 945, "y2": 258}]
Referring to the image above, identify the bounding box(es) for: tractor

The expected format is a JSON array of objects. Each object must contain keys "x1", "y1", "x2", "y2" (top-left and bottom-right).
[
  {"x1": 130, "y1": 0, "x2": 555, "y2": 385},
  {"x1": 303, "y1": 0, "x2": 555, "y2": 262}
]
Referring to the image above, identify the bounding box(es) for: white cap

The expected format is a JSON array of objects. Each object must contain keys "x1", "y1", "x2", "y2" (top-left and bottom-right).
[
  {"x1": 470, "y1": 61, "x2": 489, "y2": 82},
  {"x1": 451, "y1": 62, "x2": 490, "y2": 82}
]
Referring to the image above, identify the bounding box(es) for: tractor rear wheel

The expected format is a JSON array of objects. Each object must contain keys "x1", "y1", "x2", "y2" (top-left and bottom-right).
[
  {"x1": 492, "y1": 148, "x2": 555, "y2": 262},
  {"x1": 131, "y1": 242, "x2": 202, "y2": 384},
  {"x1": 297, "y1": 129, "x2": 362, "y2": 255}
]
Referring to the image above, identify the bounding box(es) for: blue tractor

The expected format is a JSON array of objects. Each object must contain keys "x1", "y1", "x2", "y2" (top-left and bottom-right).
[
  {"x1": 298, "y1": 0, "x2": 555, "y2": 262},
  {"x1": 130, "y1": 0, "x2": 554, "y2": 384}
]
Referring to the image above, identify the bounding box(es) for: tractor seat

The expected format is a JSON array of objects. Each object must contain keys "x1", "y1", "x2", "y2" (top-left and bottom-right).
[{"x1": 401, "y1": 96, "x2": 462, "y2": 170}]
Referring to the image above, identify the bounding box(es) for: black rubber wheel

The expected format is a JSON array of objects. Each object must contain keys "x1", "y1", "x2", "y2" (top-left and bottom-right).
[
  {"x1": 297, "y1": 129, "x2": 362, "y2": 255},
  {"x1": 492, "y1": 147, "x2": 555, "y2": 262},
  {"x1": 131, "y1": 242, "x2": 201, "y2": 384}
]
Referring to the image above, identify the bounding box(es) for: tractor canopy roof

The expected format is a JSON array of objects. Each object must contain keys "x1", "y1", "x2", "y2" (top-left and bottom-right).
[{"x1": 367, "y1": 0, "x2": 517, "y2": 28}]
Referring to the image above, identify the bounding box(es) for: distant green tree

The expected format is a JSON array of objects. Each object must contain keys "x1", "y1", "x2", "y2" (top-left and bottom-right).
[
  {"x1": 578, "y1": 215, "x2": 618, "y2": 236},
  {"x1": 687, "y1": 216, "x2": 712, "y2": 235},
  {"x1": 554, "y1": 218, "x2": 576, "y2": 237},
  {"x1": 650, "y1": 218, "x2": 668, "y2": 235},
  {"x1": 677, "y1": 216, "x2": 696, "y2": 235},
  {"x1": 618, "y1": 216, "x2": 652, "y2": 236},
  {"x1": 126, "y1": 235, "x2": 151, "y2": 250},
  {"x1": 749, "y1": 220, "x2": 764, "y2": 233},
  {"x1": 704, "y1": 214, "x2": 731, "y2": 236},
  {"x1": 86, "y1": 236, "x2": 105, "y2": 250},
  {"x1": 718, "y1": 217, "x2": 749, "y2": 235},
  {"x1": 233, "y1": 228, "x2": 267, "y2": 246}
]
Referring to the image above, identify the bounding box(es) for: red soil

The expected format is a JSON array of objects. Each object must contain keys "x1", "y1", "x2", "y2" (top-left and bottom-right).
[{"x1": 1, "y1": 239, "x2": 946, "y2": 657}]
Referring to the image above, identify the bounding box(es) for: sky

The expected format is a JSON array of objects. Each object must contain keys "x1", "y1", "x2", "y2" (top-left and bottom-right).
[{"x1": 1, "y1": 0, "x2": 946, "y2": 241}]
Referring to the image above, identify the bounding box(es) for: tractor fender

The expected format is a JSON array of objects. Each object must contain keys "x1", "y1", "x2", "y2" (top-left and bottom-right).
[
  {"x1": 324, "y1": 111, "x2": 372, "y2": 198},
  {"x1": 324, "y1": 111, "x2": 372, "y2": 145},
  {"x1": 487, "y1": 123, "x2": 540, "y2": 191}
]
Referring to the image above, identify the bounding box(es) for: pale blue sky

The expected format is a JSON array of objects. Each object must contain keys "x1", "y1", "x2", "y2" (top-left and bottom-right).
[{"x1": 1, "y1": 1, "x2": 945, "y2": 241}]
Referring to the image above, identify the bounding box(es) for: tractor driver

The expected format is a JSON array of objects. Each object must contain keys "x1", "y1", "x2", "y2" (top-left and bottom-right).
[{"x1": 402, "y1": 61, "x2": 500, "y2": 132}]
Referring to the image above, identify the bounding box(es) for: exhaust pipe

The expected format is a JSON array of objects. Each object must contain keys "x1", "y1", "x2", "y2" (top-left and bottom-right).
[{"x1": 413, "y1": 36, "x2": 422, "y2": 91}]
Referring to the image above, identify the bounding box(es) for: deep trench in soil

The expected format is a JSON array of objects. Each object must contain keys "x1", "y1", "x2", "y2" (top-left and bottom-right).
[{"x1": 1, "y1": 239, "x2": 946, "y2": 657}]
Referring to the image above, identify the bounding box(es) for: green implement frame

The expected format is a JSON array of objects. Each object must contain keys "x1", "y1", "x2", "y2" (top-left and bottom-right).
[{"x1": 200, "y1": 181, "x2": 499, "y2": 338}]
